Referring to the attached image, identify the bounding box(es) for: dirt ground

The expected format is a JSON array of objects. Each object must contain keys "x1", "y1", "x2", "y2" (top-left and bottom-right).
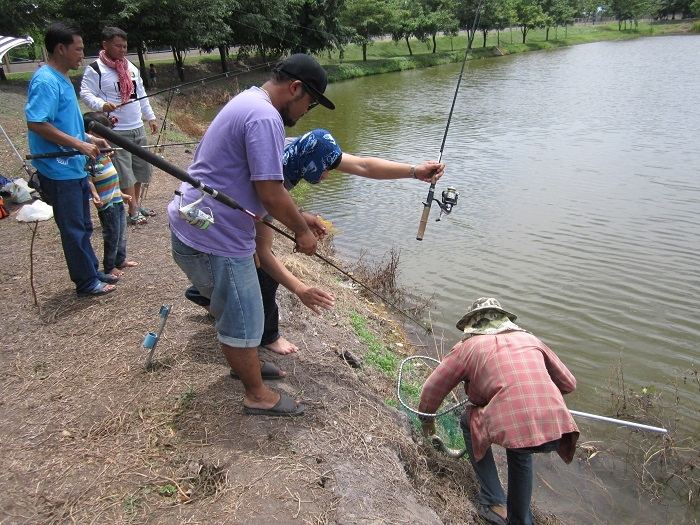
[{"x1": 0, "y1": 83, "x2": 565, "y2": 525}]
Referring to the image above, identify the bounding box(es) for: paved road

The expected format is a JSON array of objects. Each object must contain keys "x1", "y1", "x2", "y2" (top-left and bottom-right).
[{"x1": 6, "y1": 49, "x2": 218, "y2": 74}]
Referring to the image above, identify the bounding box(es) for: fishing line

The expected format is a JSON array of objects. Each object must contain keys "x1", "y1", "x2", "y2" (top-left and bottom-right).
[
  {"x1": 86, "y1": 120, "x2": 431, "y2": 332},
  {"x1": 120, "y1": 13, "x2": 479, "y2": 108},
  {"x1": 119, "y1": 60, "x2": 277, "y2": 107},
  {"x1": 416, "y1": 0, "x2": 484, "y2": 240},
  {"x1": 118, "y1": 8, "x2": 349, "y2": 107},
  {"x1": 140, "y1": 78, "x2": 178, "y2": 206}
]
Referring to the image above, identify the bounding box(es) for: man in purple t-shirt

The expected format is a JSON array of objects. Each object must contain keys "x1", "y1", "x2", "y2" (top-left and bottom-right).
[{"x1": 167, "y1": 54, "x2": 334, "y2": 417}]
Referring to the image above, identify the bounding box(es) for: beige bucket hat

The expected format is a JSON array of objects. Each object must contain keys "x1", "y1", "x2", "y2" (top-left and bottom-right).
[{"x1": 456, "y1": 297, "x2": 517, "y2": 331}]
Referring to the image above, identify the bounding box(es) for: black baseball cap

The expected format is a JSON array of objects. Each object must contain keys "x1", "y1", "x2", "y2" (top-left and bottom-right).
[{"x1": 274, "y1": 54, "x2": 335, "y2": 110}]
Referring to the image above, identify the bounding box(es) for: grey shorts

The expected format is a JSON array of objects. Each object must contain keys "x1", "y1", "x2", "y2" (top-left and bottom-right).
[
  {"x1": 111, "y1": 126, "x2": 152, "y2": 188},
  {"x1": 171, "y1": 232, "x2": 264, "y2": 348}
]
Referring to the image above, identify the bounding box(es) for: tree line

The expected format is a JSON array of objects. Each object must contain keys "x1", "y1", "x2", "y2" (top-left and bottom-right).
[{"x1": 2, "y1": 0, "x2": 698, "y2": 81}]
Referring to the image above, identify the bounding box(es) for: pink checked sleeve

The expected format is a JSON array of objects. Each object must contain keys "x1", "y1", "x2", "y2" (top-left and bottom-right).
[
  {"x1": 418, "y1": 342, "x2": 469, "y2": 415},
  {"x1": 540, "y1": 341, "x2": 577, "y2": 394}
]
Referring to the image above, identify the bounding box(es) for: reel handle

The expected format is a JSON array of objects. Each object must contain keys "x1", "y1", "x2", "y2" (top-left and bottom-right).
[{"x1": 416, "y1": 205, "x2": 430, "y2": 241}]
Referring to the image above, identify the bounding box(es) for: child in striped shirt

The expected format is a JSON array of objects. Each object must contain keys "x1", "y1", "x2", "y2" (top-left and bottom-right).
[{"x1": 84, "y1": 112, "x2": 138, "y2": 277}]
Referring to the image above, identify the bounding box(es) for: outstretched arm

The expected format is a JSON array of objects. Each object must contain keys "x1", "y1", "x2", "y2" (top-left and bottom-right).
[
  {"x1": 337, "y1": 153, "x2": 445, "y2": 183},
  {"x1": 255, "y1": 222, "x2": 335, "y2": 314}
]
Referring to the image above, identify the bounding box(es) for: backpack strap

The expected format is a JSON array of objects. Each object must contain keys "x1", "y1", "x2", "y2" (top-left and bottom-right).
[{"x1": 89, "y1": 60, "x2": 102, "y2": 91}]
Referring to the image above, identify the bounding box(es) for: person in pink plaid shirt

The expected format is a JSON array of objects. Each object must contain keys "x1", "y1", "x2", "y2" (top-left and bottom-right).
[{"x1": 418, "y1": 297, "x2": 579, "y2": 525}]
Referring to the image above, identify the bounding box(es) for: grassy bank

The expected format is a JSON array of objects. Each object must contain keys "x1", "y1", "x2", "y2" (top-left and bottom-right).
[
  {"x1": 323, "y1": 20, "x2": 695, "y2": 80},
  {"x1": 349, "y1": 311, "x2": 466, "y2": 452},
  {"x1": 5, "y1": 20, "x2": 696, "y2": 86}
]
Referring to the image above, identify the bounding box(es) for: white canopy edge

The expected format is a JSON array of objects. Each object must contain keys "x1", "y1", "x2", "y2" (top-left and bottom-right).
[{"x1": 0, "y1": 36, "x2": 35, "y2": 63}]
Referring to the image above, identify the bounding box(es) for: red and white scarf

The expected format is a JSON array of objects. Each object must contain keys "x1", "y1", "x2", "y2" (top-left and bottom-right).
[{"x1": 99, "y1": 49, "x2": 132, "y2": 104}]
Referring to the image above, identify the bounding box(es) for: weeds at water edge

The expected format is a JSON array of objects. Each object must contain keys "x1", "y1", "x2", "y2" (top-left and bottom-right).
[{"x1": 605, "y1": 358, "x2": 698, "y2": 510}]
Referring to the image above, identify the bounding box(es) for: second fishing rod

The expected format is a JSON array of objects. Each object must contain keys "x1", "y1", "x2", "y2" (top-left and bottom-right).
[
  {"x1": 416, "y1": 0, "x2": 485, "y2": 241},
  {"x1": 87, "y1": 120, "x2": 430, "y2": 331}
]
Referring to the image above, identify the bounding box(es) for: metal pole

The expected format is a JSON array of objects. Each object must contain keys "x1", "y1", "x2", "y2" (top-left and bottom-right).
[
  {"x1": 570, "y1": 410, "x2": 667, "y2": 434},
  {"x1": 398, "y1": 355, "x2": 669, "y2": 434}
]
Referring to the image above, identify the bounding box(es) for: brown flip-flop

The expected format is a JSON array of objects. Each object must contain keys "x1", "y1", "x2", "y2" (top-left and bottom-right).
[{"x1": 244, "y1": 392, "x2": 305, "y2": 417}]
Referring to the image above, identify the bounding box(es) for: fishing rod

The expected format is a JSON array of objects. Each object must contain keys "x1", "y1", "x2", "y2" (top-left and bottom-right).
[
  {"x1": 24, "y1": 142, "x2": 200, "y2": 160},
  {"x1": 117, "y1": 60, "x2": 276, "y2": 108},
  {"x1": 1, "y1": 123, "x2": 34, "y2": 178},
  {"x1": 87, "y1": 120, "x2": 430, "y2": 331},
  {"x1": 416, "y1": 0, "x2": 484, "y2": 241}
]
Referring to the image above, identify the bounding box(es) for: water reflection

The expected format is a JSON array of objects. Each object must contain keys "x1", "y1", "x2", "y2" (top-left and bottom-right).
[{"x1": 296, "y1": 35, "x2": 700, "y2": 523}]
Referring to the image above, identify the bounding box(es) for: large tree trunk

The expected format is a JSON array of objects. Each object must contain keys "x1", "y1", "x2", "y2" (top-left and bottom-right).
[
  {"x1": 172, "y1": 47, "x2": 185, "y2": 82},
  {"x1": 218, "y1": 45, "x2": 228, "y2": 73},
  {"x1": 482, "y1": 29, "x2": 487, "y2": 47},
  {"x1": 546, "y1": 26, "x2": 550, "y2": 41},
  {"x1": 362, "y1": 43, "x2": 367, "y2": 61},
  {"x1": 431, "y1": 33, "x2": 437, "y2": 53},
  {"x1": 497, "y1": 29, "x2": 500, "y2": 47},
  {"x1": 405, "y1": 35, "x2": 413, "y2": 55},
  {"x1": 137, "y1": 46, "x2": 148, "y2": 88},
  {"x1": 522, "y1": 27, "x2": 528, "y2": 43}
]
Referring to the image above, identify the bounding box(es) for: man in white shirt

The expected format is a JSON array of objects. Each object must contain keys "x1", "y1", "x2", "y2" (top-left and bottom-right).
[{"x1": 80, "y1": 26, "x2": 158, "y2": 225}]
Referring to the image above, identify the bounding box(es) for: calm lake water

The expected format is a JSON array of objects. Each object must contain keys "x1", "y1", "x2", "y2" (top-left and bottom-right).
[{"x1": 295, "y1": 35, "x2": 700, "y2": 524}]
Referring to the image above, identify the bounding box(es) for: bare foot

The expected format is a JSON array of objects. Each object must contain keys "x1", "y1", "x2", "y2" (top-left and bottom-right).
[
  {"x1": 261, "y1": 336, "x2": 298, "y2": 355},
  {"x1": 117, "y1": 261, "x2": 139, "y2": 269},
  {"x1": 110, "y1": 268, "x2": 125, "y2": 277}
]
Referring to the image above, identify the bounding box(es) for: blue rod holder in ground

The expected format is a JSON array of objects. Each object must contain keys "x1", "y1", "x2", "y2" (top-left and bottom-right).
[{"x1": 143, "y1": 304, "x2": 172, "y2": 370}]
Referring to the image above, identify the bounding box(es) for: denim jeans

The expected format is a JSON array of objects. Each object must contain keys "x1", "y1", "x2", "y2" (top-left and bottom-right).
[
  {"x1": 185, "y1": 267, "x2": 282, "y2": 347},
  {"x1": 38, "y1": 174, "x2": 100, "y2": 294},
  {"x1": 171, "y1": 232, "x2": 263, "y2": 347},
  {"x1": 461, "y1": 412, "x2": 561, "y2": 525},
  {"x1": 97, "y1": 202, "x2": 127, "y2": 273}
]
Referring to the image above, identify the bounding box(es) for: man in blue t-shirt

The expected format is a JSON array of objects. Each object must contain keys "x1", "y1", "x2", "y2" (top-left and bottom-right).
[{"x1": 25, "y1": 22, "x2": 116, "y2": 296}]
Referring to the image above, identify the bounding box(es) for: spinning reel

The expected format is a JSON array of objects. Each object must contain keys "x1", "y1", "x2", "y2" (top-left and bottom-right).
[
  {"x1": 431, "y1": 186, "x2": 459, "y2": 221},
  {"x1": 175, "y1": 190, "x2": 215, "y2": 230}
]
